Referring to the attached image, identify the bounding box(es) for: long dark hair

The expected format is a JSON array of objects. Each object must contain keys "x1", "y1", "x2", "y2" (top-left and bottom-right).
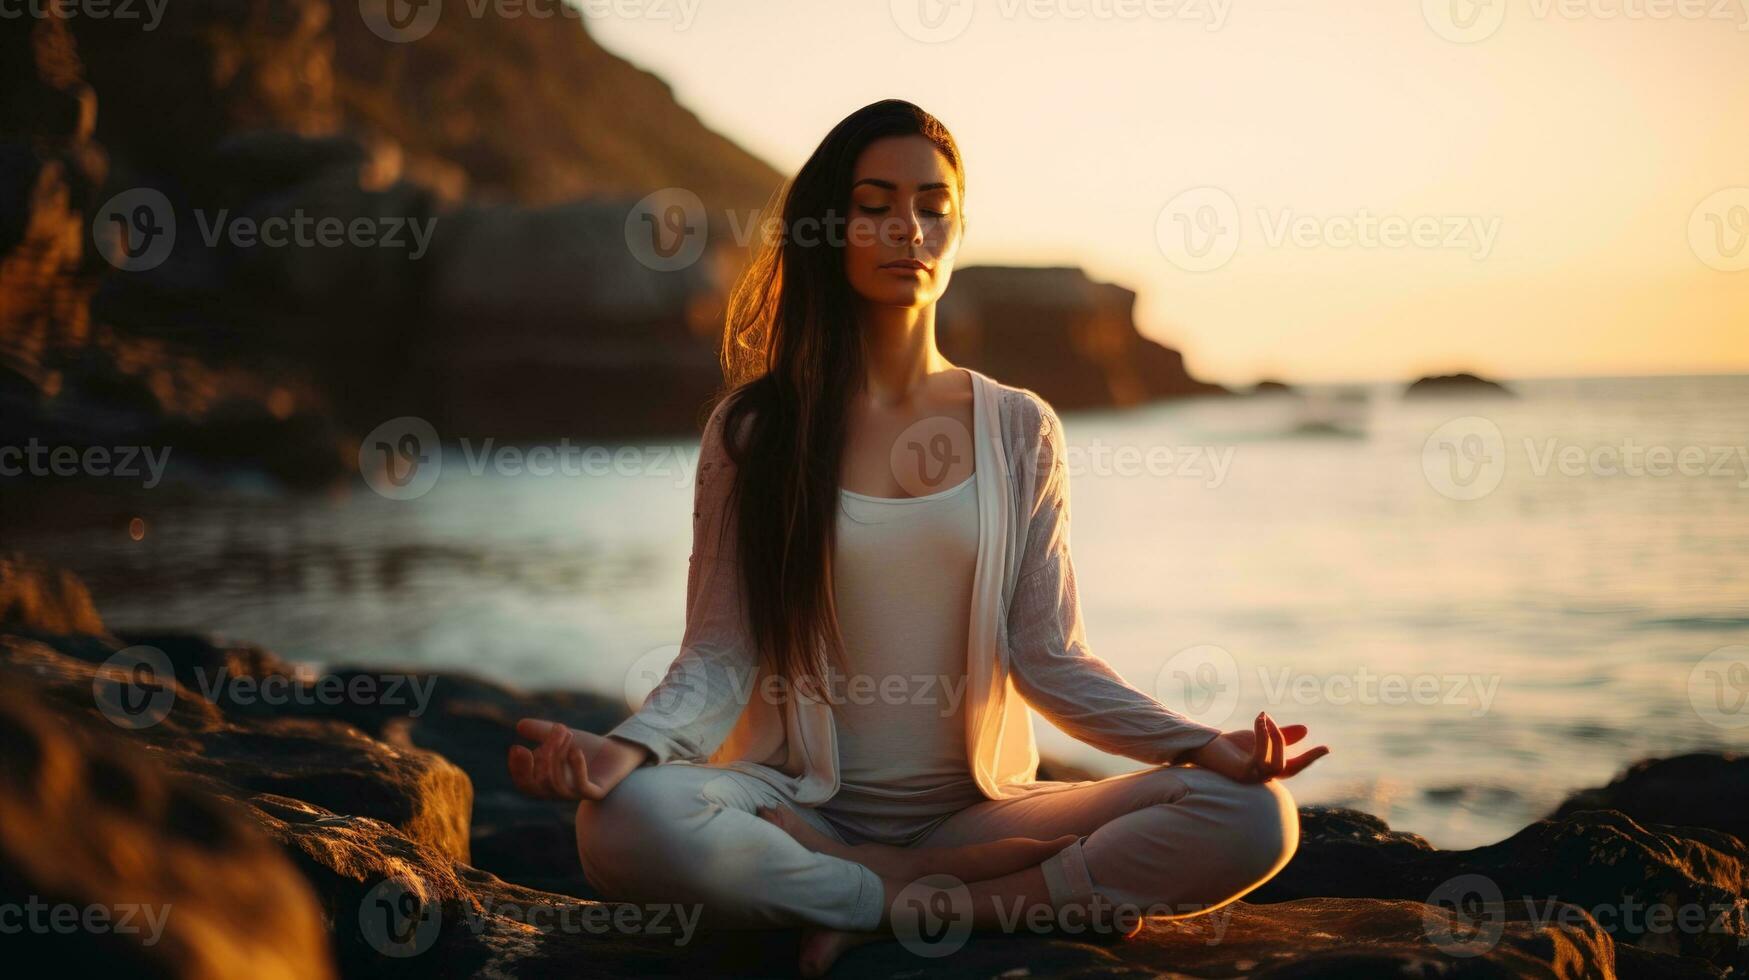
[{"x1": 708, "y1": 99, "x2": 967, "y2": 697}]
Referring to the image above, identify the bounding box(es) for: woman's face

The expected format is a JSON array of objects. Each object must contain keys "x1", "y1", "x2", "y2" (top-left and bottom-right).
[{"x1": 842, "y1": 135, "x2": 962, "y2": 309}]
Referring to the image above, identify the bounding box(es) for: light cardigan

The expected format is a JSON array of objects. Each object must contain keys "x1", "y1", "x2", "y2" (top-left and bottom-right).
[{"x1": 608, "y1": 367, "x2": 1226, "y2": 806}]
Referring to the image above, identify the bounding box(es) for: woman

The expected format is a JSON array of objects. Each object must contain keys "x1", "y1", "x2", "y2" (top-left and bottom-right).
[{"x1": 508, "y1": 99, "x2": 1328, "y2": 976}]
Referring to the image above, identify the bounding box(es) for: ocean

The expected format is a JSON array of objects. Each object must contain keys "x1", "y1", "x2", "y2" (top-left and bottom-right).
[{"x1": 10, "y1": 373, "x2": 1746, "y2": 848}]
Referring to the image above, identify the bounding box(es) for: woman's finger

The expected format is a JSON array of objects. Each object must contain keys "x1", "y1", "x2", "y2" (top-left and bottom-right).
[
  {"x1": 1282, "y1": 746, "x2": 1330, "y2": 777},
  {"x1": 1250, "y1": 713, "x2": 1269, "y2": 781},
  {"x1": 1279, "y1": 723, "x2": 1308, "y2": 745},
  {"x1": 572, "y1": 747, "x2": 605, "y2": 801},
  {"x1": 1265, "y1": 714, "x2": 1287, "y2": 776},
  {"x1": 534, "y1": 725, "x2": 567, "y2": 797},
  {"x1": 516, "y1": 717, "x2": 559, "y2": 743},
  {"x1": 507, "y1": 744, "x2": 539, "y2": 797}
]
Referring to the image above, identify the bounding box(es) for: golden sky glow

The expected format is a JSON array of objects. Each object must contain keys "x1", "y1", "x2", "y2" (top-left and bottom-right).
[{"x1": 590, "y1": 0, "x2": 1749, "y2": 385}]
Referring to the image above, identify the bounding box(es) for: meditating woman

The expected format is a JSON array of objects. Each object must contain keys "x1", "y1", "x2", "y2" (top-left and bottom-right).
[{"x1": 508, "y1": 98, "x2": 1328, "y2": 976}]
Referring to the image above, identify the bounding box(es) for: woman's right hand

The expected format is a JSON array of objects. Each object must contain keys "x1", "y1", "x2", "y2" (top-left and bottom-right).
[{"x1": 507, "y1": 718, "x2": 650, "y2": 801}]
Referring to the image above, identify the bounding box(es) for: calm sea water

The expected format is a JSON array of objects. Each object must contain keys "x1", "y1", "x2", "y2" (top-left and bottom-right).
[{"x1": 10, "y1": 374, "x2": 1747, "y2": 848}]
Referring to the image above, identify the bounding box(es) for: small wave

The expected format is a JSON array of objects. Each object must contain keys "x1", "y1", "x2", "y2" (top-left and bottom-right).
[{"x1": 1633, "y1": 616, "x2": 1749, "y2": 631}]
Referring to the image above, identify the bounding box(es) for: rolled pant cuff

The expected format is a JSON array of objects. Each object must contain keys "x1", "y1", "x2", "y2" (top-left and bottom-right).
[
  {"x1": 1038, "y1": 836, "x2": 1096, "y2": 909},
  {"x1": 850, "y1": 861, "x2": 886, "y2": 932}
]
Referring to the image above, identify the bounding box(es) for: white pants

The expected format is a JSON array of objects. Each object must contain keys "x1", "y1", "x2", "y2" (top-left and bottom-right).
[{"x1": 575, "y1": 762, "x2": 1300, "y2": 933}]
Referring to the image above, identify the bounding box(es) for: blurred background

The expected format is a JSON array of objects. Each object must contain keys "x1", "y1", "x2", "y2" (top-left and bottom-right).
[{"x1": 3, "y1": 0, "x2": 1745, "y2": 851}]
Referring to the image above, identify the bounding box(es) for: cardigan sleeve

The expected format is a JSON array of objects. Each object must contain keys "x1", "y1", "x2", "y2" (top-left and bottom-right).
[
  {"x1": 1004, "y1": 394, "x2": 1226, "y2": 766},
  {"x1": 606, "y1": 395, "x2": 761, "y2": 764}
]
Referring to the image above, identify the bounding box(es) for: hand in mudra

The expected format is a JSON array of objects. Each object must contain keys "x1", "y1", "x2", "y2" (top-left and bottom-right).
[
  {"x1": 1182, "y1": 710, "x2": 1328, "y2": 783},
  {"x1": 507, "y1": 718, "x2": 610, "y2": 800}
]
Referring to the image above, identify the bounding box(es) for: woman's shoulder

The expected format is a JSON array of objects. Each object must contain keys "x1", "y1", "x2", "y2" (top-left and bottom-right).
[{"x1": 988, "y1": 379, "x2": 1064, "y2": 447}]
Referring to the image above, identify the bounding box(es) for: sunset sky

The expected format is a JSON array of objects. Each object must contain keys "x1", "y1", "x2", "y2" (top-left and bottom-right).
[{"x1": 589, "y1": 0, "x2": 1748, "y2": 386}]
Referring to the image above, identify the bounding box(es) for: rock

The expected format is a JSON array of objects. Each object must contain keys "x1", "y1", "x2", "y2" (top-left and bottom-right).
[
  {"x1": 0, "y1": 630, "x2": 475, "y2": 866},
  {"x1": 937, "y1": 265, "x2": 1227, "y2": 411},
  {"x1": 1551, "y1": 753, "x2": 1749, "y2": 851},
  {"x1": 4, "y1": 556, "x2": 1741, "y2": 977},
  {"x1": 1405, "y1": 372, "x2": 1516, "y2": 398},
  {"x1": 0, "y1": 685, "x2": 335, "y2": 980},
  {"x1": 0, "y1": 550, "x2": 109, "y2": 636},
  {"x1": 1251, "y1": 379, "x2": 1297, "y2": 395},
  {"x1": 1252, "y1": 805, "x2": 1749, "y2": 974}
]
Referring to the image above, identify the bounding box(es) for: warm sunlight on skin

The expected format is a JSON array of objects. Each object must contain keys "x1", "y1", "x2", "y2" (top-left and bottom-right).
[{"x1": 843, "y1": 135, "x2": 963, "y2": 310}]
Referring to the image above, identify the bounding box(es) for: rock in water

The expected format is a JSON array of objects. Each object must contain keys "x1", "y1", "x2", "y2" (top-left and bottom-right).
[{"x1": 1405, "y1": 372, "x2": 1516, "y2": 397}]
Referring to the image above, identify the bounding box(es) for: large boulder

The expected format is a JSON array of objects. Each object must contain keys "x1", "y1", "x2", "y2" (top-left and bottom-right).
[
  {"x1": 1551, "y1": 753, "x2": 1749, "y2": 850},
  {"x1": 0, "y1": 686, "x2": 335, "y2": 979},
  {"x1": 1253, "y1": 805, "x2": 1749, "y2": 973}
]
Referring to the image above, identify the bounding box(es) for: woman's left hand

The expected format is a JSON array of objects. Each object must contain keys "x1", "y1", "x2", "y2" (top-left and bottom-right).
[{"x1": 1181, "y1": 710, "x2": 1329, "y2": 782}]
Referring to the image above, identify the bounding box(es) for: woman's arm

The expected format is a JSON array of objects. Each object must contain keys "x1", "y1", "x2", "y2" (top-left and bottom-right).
[{"x1": 1004, "y1": 395, "x2": 1226, "y2": 766}]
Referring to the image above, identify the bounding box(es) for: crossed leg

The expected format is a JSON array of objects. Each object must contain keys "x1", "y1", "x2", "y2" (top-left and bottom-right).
[{"x1": 919, "y1": 764, "x2": 1301, "y2": 923}]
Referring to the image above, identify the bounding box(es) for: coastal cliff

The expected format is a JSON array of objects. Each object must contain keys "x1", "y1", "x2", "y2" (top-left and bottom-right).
[{"x1": 1, "y1": 5, "x2": 1225, "y2": 490}]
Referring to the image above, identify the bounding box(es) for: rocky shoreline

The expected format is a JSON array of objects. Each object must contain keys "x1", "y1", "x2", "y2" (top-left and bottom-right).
[{"x1": 1, "y1": 553, "x2": 1744, "y2": 978}]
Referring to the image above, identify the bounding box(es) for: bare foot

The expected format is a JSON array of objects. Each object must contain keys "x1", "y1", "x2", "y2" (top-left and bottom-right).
[
  {"x1": 758, "y1": 805, "x2": 1078, "y2": 883},
  {"x1": 798, "y1": 927, "x2": 885, "y2": 977}
]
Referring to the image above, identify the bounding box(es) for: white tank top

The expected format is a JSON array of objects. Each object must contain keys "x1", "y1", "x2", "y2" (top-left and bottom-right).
[{"x1": 823, "y1": 471, "x2": 986, "y2": 845}]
